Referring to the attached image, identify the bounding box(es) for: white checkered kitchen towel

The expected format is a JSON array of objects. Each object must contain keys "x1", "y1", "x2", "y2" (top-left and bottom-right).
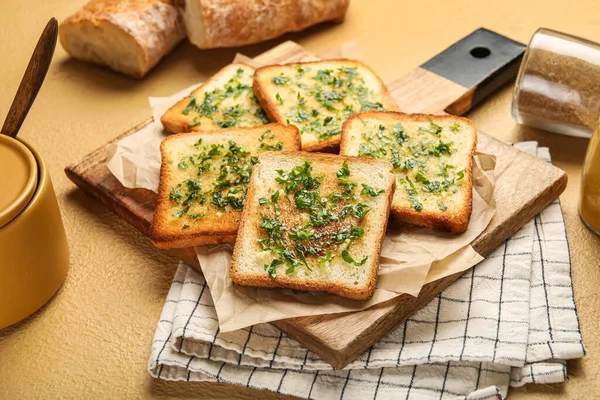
[{"x1": 148, "y1": 142, "x2": 585, "y2": 399}]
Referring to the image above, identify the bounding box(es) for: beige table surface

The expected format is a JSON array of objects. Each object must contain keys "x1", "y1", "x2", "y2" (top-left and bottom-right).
[{"x1": 1, "y1": 0, "x2": 599, "y2": 398}]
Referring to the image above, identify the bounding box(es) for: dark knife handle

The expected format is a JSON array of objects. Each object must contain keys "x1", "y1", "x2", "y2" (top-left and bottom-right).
[{"x1": 388, "y1": 28, "x2": 526, "y2": 115}]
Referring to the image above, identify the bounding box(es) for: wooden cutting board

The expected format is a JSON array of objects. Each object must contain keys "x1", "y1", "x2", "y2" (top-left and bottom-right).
[{"x1": 65, "y1": 29, "x2": 567, "y2": 369}]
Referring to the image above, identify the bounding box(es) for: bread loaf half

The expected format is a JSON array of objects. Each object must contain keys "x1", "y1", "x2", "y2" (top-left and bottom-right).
[
  {"x1": 59, "y1": 0, "x2": 186, "y2": 78},
  {"x1": 178, "y1": 0, "x2": 350, "y2": 49}
]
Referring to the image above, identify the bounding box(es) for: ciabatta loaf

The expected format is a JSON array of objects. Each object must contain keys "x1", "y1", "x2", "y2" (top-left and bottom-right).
[
  {"x1": 151, "y1": 124, "x2": 300, "y2": 249},
  {"x1": 230, "y1": 152, "x2": 396, "y2": 300},
  {"x1": 177, "y1": 0, "x2": 350, "y2": 49},
  {"x1": 161, "y1": 63, "x2": 268, "y2": 134},
  {"x1": 340, "y1": 112, "x2": 477, "y2": 233},
  {"x1": 59, "y1": 0, "x2": 185, "y2": 78},
  {"x1": 253, "y1": 60, "x2": 398, "y2": 152}
]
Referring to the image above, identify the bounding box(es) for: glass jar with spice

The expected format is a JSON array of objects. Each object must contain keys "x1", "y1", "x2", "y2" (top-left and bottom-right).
[{"x1": 511, "y1": 28, "x2": 600, "y2": 138}]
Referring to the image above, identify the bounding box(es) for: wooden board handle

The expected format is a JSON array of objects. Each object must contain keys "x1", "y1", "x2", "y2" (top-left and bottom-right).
[{"x1": 389, "y1": 28, "x2": 525, "y2": 115}]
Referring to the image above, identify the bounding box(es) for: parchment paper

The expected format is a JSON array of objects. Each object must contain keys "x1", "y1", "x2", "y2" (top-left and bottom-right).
[{"x1": 105, "y1": 42, "x2": 497, "y2": 332}]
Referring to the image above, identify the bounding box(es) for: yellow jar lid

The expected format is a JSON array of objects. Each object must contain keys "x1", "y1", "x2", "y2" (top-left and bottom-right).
[{"x1": 0, "y1": 135, "x2": 38, "y2": 228}]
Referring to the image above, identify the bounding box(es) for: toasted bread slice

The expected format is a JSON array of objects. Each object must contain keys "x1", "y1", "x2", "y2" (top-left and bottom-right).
[
  {"x1": 230, "y1": 152, "x2": 396, "y2": 300},
  {"x1": 252, "y1": 60, "x2": 398, "y2": 152},
  {"x1": 340, "y1": 112, "x2": 477, "y2": 233},
  {"x1": 150, "y1": 124, "x2": 301, "y2": 248},
  {"x1": 161, "y1": 63, "x2": 269, "y2": 134}
]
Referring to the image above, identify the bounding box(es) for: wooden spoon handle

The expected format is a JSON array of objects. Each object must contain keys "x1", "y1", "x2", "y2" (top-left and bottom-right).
[{"x1": 1, "y1": 18, "x2": 58, "y2": 138}]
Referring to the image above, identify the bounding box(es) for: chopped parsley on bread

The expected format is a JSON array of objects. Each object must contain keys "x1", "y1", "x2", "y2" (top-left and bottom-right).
[
  {"x1": 230, "y1": 152, "x2": 396, "y2": 300},
  {"x1": 252, "y1": 60, "x2": 398, "y2": 152},
  {"x1": 161, "y1": 63, "x2": 269, "y2": 134},
  {"x1": 150, "y1": 124, "x2": 300, "y2": 248},
  {"x1": 340, "y1": 112, "x2": 477, "y2": 233}
]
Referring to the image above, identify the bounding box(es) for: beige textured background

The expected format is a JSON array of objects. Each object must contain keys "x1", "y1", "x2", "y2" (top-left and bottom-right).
[{"x1": 1, "y1": 0, "x2": 599, "y2": 398}]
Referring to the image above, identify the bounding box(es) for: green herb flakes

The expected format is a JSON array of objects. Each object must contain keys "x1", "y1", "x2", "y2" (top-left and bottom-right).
[
  {"x1": 259, "y1": 141, "x2": 284, "y2": 151},
  {"x1": 179, "y1": 69, "x2": 266, "y2": 128},
  {"x1": 438, "y1": 201, "x2": 448, "y2": 212},
  {"x1": 341, "y1": 250, "x2": 367, "y2": 266},
  {"x1": 271, "y1": 190, "x2": 280, "y2": 203},
  {"x1": 408, "y1": 196, "x2": 423, "y2": 212},
  {"x1": 172, "y1": 206, "x2": 190, "y2": 218},
  {"x1": 169, "y1": 135, "x2": 284, "y2": 218},
  {"x1": 360, "y1": 184, "x2": 384, "y2": 197},
  {"x1": 257, "y1": 160, "x2": 377, "y2": 277},
  {"x1": 358, "y1": 143, "x2": 379, "y2": 158},
  {"x1": 318, "y1": 251, "x2": 334, "y2": 264},
  {"x1": 178, "y1": 160, "x2": 188, "y2": 170},
  {"x1": 315, "y1": 69, "x2": 334, "y2": 85},
  {"x1": 256, "y1": 108, "x2": 270, "y2": 124},
  {"x1": 449, "y1": 122, "x2": 461, "y2": 132},
  {"x1": 336, "y1": 160, "x2": 350, "y2": 180},
  {"x1": 351, "y1": 203, "x2": 371, "y2": 219},
  {"x1": 264, "y1": 258, "x2": 284, "y2": 278},
  {"x1": 433, "y1": 140, "x2": 453, "y2": 156},
  {"x1": 188, "y1": 117, "x2": 201, "y2": 128},
  {"x1": 169, "y1": 188, "x2": 182, "y2": 202},
  {"x1": 418, "y1": 121, "x2": 443, "y2": 136},
  {"x1": 268, "y1": 66, "x2": 389, "y2": 142},
  {"x1": 272, "y1": 74, "x2": 291, "y2": 85},
  {"x1": 259, "y1": 128, "x2": 273, "y2": 141},
  {"x1": 296, "y1": 65, "x2": 309, "y2": 76},
  {"x1": 275, "y1": 160, "x2": 321, "y2": 193},
  {"x1": 437, "y1": 162, "x2": 456, "y2": 177}
]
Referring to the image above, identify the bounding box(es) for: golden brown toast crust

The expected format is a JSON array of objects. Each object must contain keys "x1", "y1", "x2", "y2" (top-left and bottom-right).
[
  {"x1": 229, "y1": 151, "x2": 396, "y2": 300},
  {"x1": 252, "y1": 59, "x2": 399, "y2": 153},
  {"x1": 150, "y1": 124, "x2": 301, "y2": 249},
  {"x1": 340, "y1": 111, "x2": 476, "y2": 233}
]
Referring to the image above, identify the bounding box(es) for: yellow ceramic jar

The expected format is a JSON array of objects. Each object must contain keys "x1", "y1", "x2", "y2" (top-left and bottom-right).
[{"x1": 0, "y1": 134, "x2": 69, "y2": 329}]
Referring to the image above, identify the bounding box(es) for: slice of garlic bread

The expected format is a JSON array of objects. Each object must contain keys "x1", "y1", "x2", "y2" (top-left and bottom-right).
[
  {"x1": 230, "y1": 152, "x2": 396, "y2": 300},
  {"x1": 252, "y1": 60, "x2": 398, "y2": 152},
  {"x1": 340, "y1": 112, "x2": 477, "y2": 233},
  {"x1": 161, "y1": 63, "x2": 269, "y2": 134},
  {"x1": 151, "y1": 124, "x2": 300, "y2": 248}
]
